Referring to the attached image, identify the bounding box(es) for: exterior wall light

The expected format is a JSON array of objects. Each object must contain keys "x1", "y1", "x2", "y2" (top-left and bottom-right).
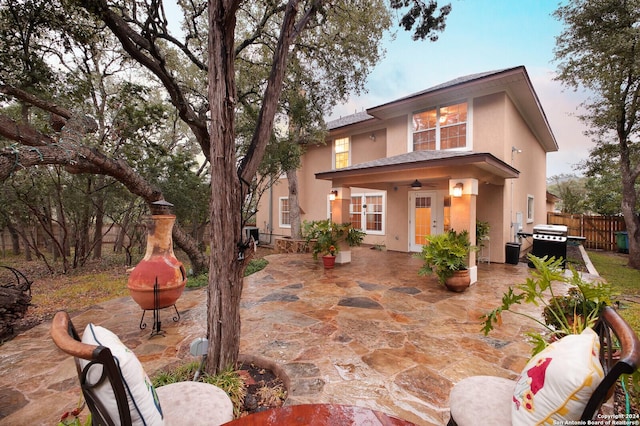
[
  {"x1": 411, "y1": 179, "x2": 422, "y2": 190},
  {"x1": 452, "y1": 182, "x2": 464, "y2": 197},
  {"x1": 329, "y1": 190, "x2": 338, "y2": 201}
]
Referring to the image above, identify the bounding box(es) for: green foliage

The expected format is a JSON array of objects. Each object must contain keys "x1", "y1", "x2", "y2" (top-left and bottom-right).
[
  {"x1": 302, "y1": 219, "x2": 365, "y2": 260},
  {"x1": 152, "y1": 362, "x2": 246, "y2": 418},
  {"x1": 185, "y1": 258, "x2": 269, "y2": 289},
  {"x1": 554, "y1": 0, "x2": 640, "y2": 244},
  {"x1": 416, "y1": 229, "x2": 476, "y2": 284},
  {"x1": 244, "y1": 258, "x2": 268, "y2": 276},
  {"x1": 476, "y1": 220, "x2": 490, "y2": 247},
  {"x1": 185, "y1": 273, "x2": 208, "y2": 289},
  {"x1": 587, "y1": 250, "x2": 640, "y2": 410},
  {"x1": 389, "y1": 0, "x2": 452, "y2": 41},
  {"x1": 481, "y1": 255, "x2": 613, "y2": 354},
  {"x1": 547, "y1": 174, "x2": 589, "y2": 214}
]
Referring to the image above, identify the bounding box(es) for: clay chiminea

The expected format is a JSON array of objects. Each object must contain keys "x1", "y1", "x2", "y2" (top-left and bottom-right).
[{"x1": 127, "y1": 200, "x2": 187, "y2": 310}]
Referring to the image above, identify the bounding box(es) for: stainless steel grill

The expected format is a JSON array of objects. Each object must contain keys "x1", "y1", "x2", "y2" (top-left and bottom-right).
[{"x1": 530, "y1": 224, "x2": 568, "y2": 267}]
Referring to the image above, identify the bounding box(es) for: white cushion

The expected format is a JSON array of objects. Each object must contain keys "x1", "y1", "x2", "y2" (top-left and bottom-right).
[
  {"x1": 156, "y1": 381, "x2": 234, "y2": 425},
  {"x1": 511, "y1": 327, "x2": 604, "y2": 425},
  {"x1": 449, "y1": 375, "x2": 515, "y2": 426},
  {"x1": 81, "y1": 323, "x2": 164, "y2": 426}
]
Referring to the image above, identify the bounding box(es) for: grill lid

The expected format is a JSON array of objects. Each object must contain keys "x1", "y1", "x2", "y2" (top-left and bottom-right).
[{"x1": 533, "y1": 224, "x2": 568, "y2": 236}]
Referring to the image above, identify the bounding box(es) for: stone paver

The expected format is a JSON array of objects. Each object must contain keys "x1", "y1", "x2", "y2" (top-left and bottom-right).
[{"x1": 0, "y1": 247, "x2": 568, "y2": 425}]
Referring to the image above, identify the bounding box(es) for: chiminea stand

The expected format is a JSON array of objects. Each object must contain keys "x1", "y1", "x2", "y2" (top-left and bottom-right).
[{"x1": 139, "y1": 277, "x2": 180, "y2": 338}]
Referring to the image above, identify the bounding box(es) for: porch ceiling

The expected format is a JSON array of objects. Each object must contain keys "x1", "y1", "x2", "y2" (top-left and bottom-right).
[{"x1": 315, "y1": 150, "x2": 518, "y2": 188}]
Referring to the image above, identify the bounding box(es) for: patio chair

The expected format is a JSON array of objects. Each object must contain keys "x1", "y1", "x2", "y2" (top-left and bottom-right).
[
  {"x1": 447, "y1": 306, "x2": 640, "y2": 426},
  {"x1": 50, "y1": 311, "x2": 234, "y2": 426}
]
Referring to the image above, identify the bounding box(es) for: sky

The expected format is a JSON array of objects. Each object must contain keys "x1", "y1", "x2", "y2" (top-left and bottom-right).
[{"x1": 326, "y1": 0, "x2": 590, "y2": 178}]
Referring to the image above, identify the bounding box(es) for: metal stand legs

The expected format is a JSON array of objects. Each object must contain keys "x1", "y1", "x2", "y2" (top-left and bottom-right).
[{"x1": 138, "y1": 277, "x2": 181, "y2": 338}]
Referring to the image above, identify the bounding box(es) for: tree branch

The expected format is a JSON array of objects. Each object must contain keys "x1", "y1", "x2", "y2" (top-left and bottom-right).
[
  {"x1": 238, "y1": 0, "x2": 322, "y2": 184},
  {"x1": 0, "y1": 115, "x2": 55, "y2": 147},
  {"x1": 0, "y1": 84, "x2": 73, "y2": 119},
  {"x1": 80, "y1": 0, "x2": 211, "y2": 159}
]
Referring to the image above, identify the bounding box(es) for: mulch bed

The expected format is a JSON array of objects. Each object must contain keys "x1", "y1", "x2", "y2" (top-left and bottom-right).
[{"x1": 237, "y1": 362, "x2": 286, "y2": 416}]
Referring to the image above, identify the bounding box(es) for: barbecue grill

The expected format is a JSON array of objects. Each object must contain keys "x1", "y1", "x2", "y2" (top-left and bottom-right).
[{"x1": 529, "y1": 224, "x2": 568, "y2": 267}]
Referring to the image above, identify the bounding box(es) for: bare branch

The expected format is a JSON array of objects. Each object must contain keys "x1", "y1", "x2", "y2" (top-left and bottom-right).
[{"x1": 0, "y1": 84, "x2": 73, "y2": 119}]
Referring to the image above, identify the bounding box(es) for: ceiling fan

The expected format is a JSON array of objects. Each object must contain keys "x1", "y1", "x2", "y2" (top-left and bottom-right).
[{"x1": 398, "y1": 179, "x2": 438, "y2": 190}]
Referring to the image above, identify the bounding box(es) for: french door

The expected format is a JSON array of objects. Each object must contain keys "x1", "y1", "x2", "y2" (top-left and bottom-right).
[{"x1": 409, "y1": 191, "x2": 443, "y2": 252}]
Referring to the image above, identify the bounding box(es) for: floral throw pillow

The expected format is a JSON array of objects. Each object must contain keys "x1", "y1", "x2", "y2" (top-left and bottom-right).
[{"x1": 512, "y1": 327, "x2": 604, "y2": 425}]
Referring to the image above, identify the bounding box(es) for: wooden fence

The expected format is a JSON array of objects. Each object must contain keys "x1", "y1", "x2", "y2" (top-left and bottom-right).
[{"x1": 546, "y1": 212, "x2": 626, "y2": 251}]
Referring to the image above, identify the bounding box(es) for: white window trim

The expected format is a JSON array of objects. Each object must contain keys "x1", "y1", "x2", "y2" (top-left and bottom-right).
[
  {"x1": 351, "y1": 192, "x2": 386, "y2": 236},
  {"x1": 527, "y1": 194, "x2": 535, "y2": 224},
  {"x1": 279, "y1": 196, "x2": 291, "y2": 228},
  {"x1": 408, "y1": 98, "x2": 473, "y2": 152},
  {"x1": 333, "y1": 136, "x2": 351, "y2": 169}
]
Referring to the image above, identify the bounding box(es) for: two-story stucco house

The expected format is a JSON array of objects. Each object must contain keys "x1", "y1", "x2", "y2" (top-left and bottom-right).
[{"x1": 255, "y1": 66, "x2": 558, "y2": 284}]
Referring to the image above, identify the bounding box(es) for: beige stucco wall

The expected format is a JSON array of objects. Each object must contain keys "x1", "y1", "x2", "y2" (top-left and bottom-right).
[
  {"x1": 352, "y1": 130, "x2": 387, "y2": 163},
  {"x1": 473, "y1": 93, "x2": 507, "y2": 156},
  {"x1": 255, "y1": 85, "x2": 551, "y2": 263},
  {"x1": 385, "y1": 116, "x2": 409, "y2": 157}
]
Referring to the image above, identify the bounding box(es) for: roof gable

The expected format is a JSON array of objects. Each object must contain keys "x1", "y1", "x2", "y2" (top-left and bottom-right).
[{"x1": 326, "y1": 66, "x2": 558, "y2": 153}]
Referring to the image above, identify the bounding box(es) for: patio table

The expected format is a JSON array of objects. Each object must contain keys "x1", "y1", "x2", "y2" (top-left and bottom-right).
[{"x1": 222, "y1": 403, "x2": 416, "y2": 425}]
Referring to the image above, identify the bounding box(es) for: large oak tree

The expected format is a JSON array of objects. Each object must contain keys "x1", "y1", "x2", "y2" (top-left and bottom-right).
[
  {"x1": 0, "y1": 0, "x2": 451, "y2": 373},
  {"x1": 554, "y1": 0, "x2": 640, "y2": 268}
]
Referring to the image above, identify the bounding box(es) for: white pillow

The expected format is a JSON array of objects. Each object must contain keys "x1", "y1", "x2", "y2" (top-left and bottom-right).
[
  {"x1": 512, "y1": 327, "x2": 604, "y2": 425},
  {"x1": 81, "y1": 323, "x2": 164, "y2": 426}
]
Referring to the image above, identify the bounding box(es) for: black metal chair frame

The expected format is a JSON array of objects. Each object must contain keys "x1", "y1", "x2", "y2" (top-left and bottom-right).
[{"x1": 51, "y1": 311, "x2": 131, "y2": 426}]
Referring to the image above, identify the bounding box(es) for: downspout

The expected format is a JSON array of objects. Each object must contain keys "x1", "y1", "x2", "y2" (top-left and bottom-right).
[{"x1": 267, "y1": 179, "x2": 273, "y2": 245}]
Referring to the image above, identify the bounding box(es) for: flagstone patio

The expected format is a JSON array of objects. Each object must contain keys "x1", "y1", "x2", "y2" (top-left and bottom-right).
[{"x1": 0, "y1": 247, "x2": 596, "y2": 425}]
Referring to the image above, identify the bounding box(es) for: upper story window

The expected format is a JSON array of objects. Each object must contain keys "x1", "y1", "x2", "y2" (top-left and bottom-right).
[
  {"x1": 334, "y1": 137, "x2": 350, "y2": 169},
  {"x1": 412, "y1": 102, "x2": 468, "y2": 151}
]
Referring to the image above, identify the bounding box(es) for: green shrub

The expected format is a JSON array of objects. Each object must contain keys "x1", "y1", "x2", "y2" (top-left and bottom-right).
[
  {"x1": 245, "y1": 258, "x2": 268, "y2": 276},
  {"x1": 185, "y1": 258, "x2": 268, "y2": 290}
]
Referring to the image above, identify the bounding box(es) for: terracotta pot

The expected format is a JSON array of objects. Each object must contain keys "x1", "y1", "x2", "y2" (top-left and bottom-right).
[
  {"x1": 128, "y1": 213, "x2": 186, "y2": 310},
  {"x1": 322, "y1": 254, "x2": 336, "y2": 269},
  {"x1": 445, "y1": 269, "x2": 470, "y2": 292}
]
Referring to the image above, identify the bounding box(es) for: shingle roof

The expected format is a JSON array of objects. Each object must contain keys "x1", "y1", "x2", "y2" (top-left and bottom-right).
[
  {"x1": 326, "y1": 68, "x2": 515, "y2": 130},
  {"x1": 326, "y1": 110, "x2": 374, "y2": 130},
  {"x1": 333, "y1": 149, "x2": 473, "y2": 172},
  {"x1": 394, "y1": 68, "x2": 512, "y2": 103}
]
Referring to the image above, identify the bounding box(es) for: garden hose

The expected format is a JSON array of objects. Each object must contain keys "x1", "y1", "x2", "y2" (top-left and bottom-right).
[{"x1": 621, "y1": 378, "x2": 631, "y2": 425}]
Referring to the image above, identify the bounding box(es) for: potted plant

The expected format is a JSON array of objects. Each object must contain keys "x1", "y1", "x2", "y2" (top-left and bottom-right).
[
  {"x1": 416, "y1": 229, "x2": 476, "y2": 292},
  {"x1": 322, "y1": 245, "x2": 337, "y2": 269},
  {"x1": 302, "y1": 219, "x2": 365, "y2": 268},
  {"x1": 481, "y1": 255, "x2": 612, "y2": 355}
]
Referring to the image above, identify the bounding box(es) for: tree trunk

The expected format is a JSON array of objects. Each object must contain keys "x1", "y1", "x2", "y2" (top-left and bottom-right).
[
  {"x1": 204, "y1": 0, "x2": 308, "y2": 375},
  {"x1": 114, "y1": 204, "x2": 132, "y2": 254},
  {"x1": 93, "y1": 191, "x2": 104, "y2": 260},
  {"x1": 620, "y1": 164, "x2": 640, "y2": 268},
  {"x1": 7, "y1": 223, "x2": 20, "y2": 255},
  {"x1": 286, "y1": 168, "x2": 302, "y2": 239},
  {"x1": 205, "y1": 0, "x2": 244, "y2": 375},
  {"x1": 173, "y1": 224, "x2": 208, "y2": 275}
]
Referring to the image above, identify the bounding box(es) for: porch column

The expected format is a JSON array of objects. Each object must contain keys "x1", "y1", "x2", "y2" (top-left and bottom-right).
[
  {"x1": 331, "y1": 187, "x2": 352, "y2": 264},
  {"x1": 449, "y1": 179, "x2": 478, "y2": 284}
]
